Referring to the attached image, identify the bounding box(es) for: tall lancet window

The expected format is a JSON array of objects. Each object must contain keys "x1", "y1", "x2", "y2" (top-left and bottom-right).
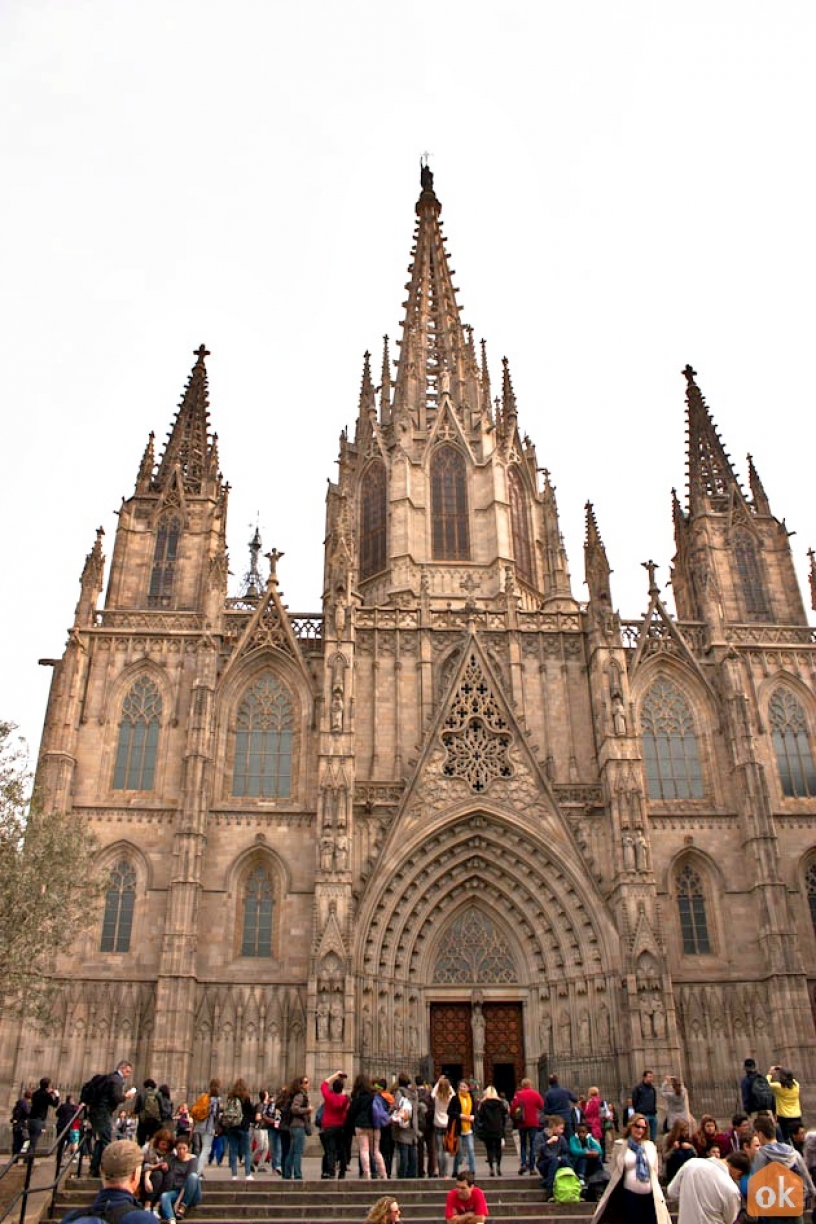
[
  {"x1": 508, "y1": 466, "x2": 534, "y2": 586},
  {"x1": 675, "y1": 862, "x2": 711, "y2": 955},
  {"x1": 149, "y1": 514, "x2": 182, "y2": 606},
  {"x1": 241, "y1": 864, "x2": 274, "y2": 957},
  {"x1": 113, "y1": 677, "x2": 162, "y2": 790},
  {"x1": 431, "y1": 445, "x2": 470, "y2": 561},
  {"x1": 100, "y1": 860, "x2": 137, "y2": 952},
  {"x1": 233, "y1": 675, "x2": 294, "y2": 798},
  {"x1": 770, "y1": 687, "x2": 816, "y2": 797},
  {"x1": 733, "y1": 530, "x2": 769, "y2": 620},
  {"x1": 360, "y1": 460, "x2": 387, "y2": 580},
  {"x1": 640, "y1": 677, "x2": 704, "y2": 800}
]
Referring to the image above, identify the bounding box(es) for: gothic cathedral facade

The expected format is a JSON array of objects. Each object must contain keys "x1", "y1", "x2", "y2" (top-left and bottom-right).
[{"x1": 10, "y1": 168, "x2": 816, "y2": 1113}]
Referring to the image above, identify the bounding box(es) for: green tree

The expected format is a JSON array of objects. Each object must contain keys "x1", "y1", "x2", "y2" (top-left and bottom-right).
[{"x1": 0, "y1": 720, "x2": 102, "y2": 1021}]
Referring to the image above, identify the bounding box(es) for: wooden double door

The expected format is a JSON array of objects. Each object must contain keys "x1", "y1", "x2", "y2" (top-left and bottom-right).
[{"x1": 429, "y1": 1001, "x2": 524, "y2": 1099}]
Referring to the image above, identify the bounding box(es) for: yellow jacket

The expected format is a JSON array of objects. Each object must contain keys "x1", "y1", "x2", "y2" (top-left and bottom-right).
[{"x1": 767, "y1": 1074, "x2": 801, "y2": 1118}]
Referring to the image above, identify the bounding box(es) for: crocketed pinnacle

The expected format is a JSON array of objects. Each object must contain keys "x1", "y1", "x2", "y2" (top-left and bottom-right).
[
  {"x1": 392, "y1": 165, "x2": 478, "y2": 428},
  {"x1": 501, "y1": 357, "x2": 517, "y2": 426},
  {"x1": 379, "y1": 335, "x2": 392, "y2": 419},
  {"x1": 747, "y1": 453, "x2": 771, "y2": 515},
  {"x1": 809, "y1": 548, "x2": 816, "y2": 613},
  {"x1": 155, "y1": 345, "x2": 214, "y2": 494},
  {"x1": 683, "y1": 364, "x2": 738, "y2": 513},
  {"x1": 584, "y1": 502, "x2": 612, "y2": 605},
  {"x1": 137, "y1": 432, "x2": 155, "y2": 492}
]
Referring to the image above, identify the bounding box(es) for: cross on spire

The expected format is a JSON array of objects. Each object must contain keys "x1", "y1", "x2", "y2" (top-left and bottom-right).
[
  {"x1": 266, "y1": 548, "x2": 285, "y2": 583},
  {"x1": 194, "y1": 344, "x2": 211, "y2": 362}
]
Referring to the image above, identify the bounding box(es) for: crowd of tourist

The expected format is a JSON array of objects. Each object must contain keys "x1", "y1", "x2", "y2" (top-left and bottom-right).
[{"x1": 9, "y1": 1056, "x2": 816, "y2": 1223}]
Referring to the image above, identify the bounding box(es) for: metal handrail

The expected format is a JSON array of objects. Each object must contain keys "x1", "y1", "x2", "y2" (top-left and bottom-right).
[{"x1": 0, "y1": 1104, "x2": 86, "y2": 1223}]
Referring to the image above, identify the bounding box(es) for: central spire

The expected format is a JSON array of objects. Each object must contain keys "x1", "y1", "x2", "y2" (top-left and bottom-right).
[{"x1": 392, "y1": 165, "x2": 479, "y2": 430}]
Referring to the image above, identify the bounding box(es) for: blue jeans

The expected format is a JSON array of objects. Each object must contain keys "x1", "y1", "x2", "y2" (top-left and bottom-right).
[
  {"x1": 269, "y1": 1128, "x2": 282, "y2": 1171},
  {"x1": 397, "y1": 1142, "x2": 417, "y2": 1178},
  {"x1": 284, "y1": 1126, "x2": 305, "y2": 1179},
  {"x1": 159, "y1": 1172, "x2": 201, "y2": 1220},
  {"x1": 519, "y1": 1126, "x2": 538, "y2": 1170},
  {"x1": 645, "y1": 1114, "x2": 657, "y2": 1144},
  {"x1": 453, "y1": 1130, "x2": 475, "y2": 1175},
  {"x1": 227, "y1": 1128, "x2": 251, "y2": 1176}
]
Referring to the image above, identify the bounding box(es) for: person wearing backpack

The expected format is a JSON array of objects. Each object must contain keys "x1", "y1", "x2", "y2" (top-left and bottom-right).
[
  {"x1": 347, "y1": 1073, "x2": 388, "y2": 1179},
  {"x1": 392, "y1": 1072, "x2": 419, "y2": 1178},
  {"x1": 191, "y1": 1078, "x2": 220, "y2": 1176},
  {"x1": 283, "y1": 1074, "x2": 312, "y2": 1180},
  {"x1": 741, "y1": 1058, "x2": 775, "y2": 1115},
  {"x1": 85, "y1": 1060, "x2": 138, "y2": 1178},
  {"x1": 62, "y1": 1138, "x2": 156, "y2": 1224},
  {"x1": 223, "y1": 1078, "x2": 255, "y2": 1181},
  {"x1": 133, "y1": 1079, "x2": 163, "y2": 1147}
]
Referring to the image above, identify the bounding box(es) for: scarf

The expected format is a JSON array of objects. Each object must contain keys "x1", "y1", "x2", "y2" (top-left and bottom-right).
[{"x1": 628, "y1": 1137, "x2": 650, "y2": 1182}]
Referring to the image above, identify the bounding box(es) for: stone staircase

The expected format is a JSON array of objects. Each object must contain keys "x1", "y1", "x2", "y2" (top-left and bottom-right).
[{"x1": 52, "y1": 1175, "x2": 598, "y2": 1222}]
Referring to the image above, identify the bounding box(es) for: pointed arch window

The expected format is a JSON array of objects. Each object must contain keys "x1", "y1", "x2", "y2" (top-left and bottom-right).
[
  {"x1": 640, "y1": 677, "x2": 704, "y2": 800},
  {"x1": 508, "y1": 466, "x2": 534, "y2": 586},
  {"x1": 770, "y1": 688, "x2": 816, "y2": 797},
  {"x1": 113, "y1": 677, "x2": 162, "y2": 790},
  {"x1": 806, "y1": 863, "x2": 816, "y2": 937},
  {"x1": 675, "y1": 863, "x2": 711, "y2": 954},
  {"x1": 733, "y1": 531, "x2": 769, "y2": 620},
  {"x1": 431, "y1": 446, "x2": 470, "y2": 561},
  {"x1": 149, "y1": 514, "x2": 182, "y2": 606},
  {"x1": 360, "y1": 460, "x2": 387, "y2": 581},
  {"x1": 241, "y1": 865, "x2": 274, "y2": 957},
  {"x1": 100, "y1": 860, "x2": 137, "y2": 952},
  {"x1": 232, "y1": 675, "x2": 294, "y2": 798}
]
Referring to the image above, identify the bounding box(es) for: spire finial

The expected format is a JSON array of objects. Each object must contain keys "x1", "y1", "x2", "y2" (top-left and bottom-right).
[
  {"x1": 420, "y1": 153, "x2": 433, "y2": 194},
  {"x1": 194, "y1": 343, "x2": 210, "y2": 363},
  {"x1": 265, "y1": 548, "x2": 284, "y2": 586},
  {"x1": 642, "y1": 559, "x2": 660, "y2": 597},
  {"x1": 155, "y1": 346, "x2": 214, "y2": 494}
]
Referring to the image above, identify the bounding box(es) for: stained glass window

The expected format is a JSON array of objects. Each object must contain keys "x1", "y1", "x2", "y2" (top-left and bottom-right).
[
  {"x1": 676, "y1": 863, "x2": 711, "y2": 954},
  {"x1": 433, "y1": 908, "x2": 517, "y2": 983},
  {"x1": 241, "y1": 865, "x2": 274, "y2": 957},
  {"x1": 508, "y1": 467, "x2": 534, "y2": 586},
  {"x1": 806, "y1": 864, "x2": 816, "y2": 936},
  {"x1": 113, "y1": 677, "x2": 162, "y2": 790},
  {"x1": 233, "y1": 675, "x2": 294, "y2": 798},
  {"x1": 770, "y1": 688, "x2": 816, "y2": 797},
  {"x1": 641, "y1": 677, "x2": 704, "y2": 800},
  {"x1": 149, "y1": 515, "x2": 181, "y2": 606},
  {"x1": 360, "y1": 461, "x2": 387, "y2": 580},
  {"x1": 732, "y1": 532, "x2": 770, "y2": 620},
  {"x1": 431, "y1": 446, "x2": 470, "y2": 561},
  {"x1": 100, "y1": 860, "x2": 137, "y2": 953}
]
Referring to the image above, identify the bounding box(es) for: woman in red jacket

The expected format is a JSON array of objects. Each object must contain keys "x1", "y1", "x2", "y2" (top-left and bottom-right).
[{"x1": 319, "y1": 1070, "x2": 350, "y2": 1179}]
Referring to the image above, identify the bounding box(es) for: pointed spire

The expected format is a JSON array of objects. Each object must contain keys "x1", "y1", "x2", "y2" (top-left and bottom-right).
[
  {"x1": 136, "y1": 432, "x2": 155, "y2": 492},
  {"x1": 683, "y1": 363, "x2": 738, "y2": 512},
  {"x1": 501, "y1": 356, "x2": 518, "y2": 426},
  {"x1": 808, "y1": 548, "x2": 816, "y2": 613},
  {"x1": 74, "y1": 527, "x2": 105, "y2": 625},
  {"x1": 747, "y1": 452, "x2": 771, "y2": 515},
  {"x1": 379, "y1": 334, "x2": 392, "y2": 421},
  {"x1": 480, "y1": 339, "x2": 492, "y2": 419},
  {"x1": 359, "y1": 350, "x2": 375, "y2": 414},
  {"x1": 239, "y1": 525, "x2": 265, "y2": 600},
  {"x1": 392, "y1": 165, "x2": 477, "y2": 428},
  {"x1": 155, "y1": 345, "x2": 212, "y2": 494},
  {"x1": 584, "y1": 502, "x2": 612, "y2": 606}
]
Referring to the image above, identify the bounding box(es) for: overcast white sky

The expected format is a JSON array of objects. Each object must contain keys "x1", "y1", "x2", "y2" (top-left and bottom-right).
[{"x1": 2, "y1": 1, "x2": 815, "y2": 763}]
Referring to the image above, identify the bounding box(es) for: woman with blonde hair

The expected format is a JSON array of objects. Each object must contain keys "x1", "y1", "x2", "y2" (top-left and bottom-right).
[
  {"x1": 476, "y1": 1085, "x2": 506, "y2": 1176},
  {"x1": 365, "y1": 1195, "x2": 401, "y2": 1223},
  {"x1": 591, "y1": 1113, "x2": 671, "y2": 1224}
]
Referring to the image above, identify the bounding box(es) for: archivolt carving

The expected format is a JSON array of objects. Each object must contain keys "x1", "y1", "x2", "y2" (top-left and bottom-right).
[
  {"x1": 432, "y1": 907, "x2": 517, "y2": 983},
  {"x1": 358, "y1": 815, "x2": 609, "y2": 986}
]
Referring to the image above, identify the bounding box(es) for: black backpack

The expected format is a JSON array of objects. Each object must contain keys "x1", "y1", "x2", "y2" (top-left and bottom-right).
[
  {"x1": 62, "y1": 1203, "x2": 135, "y2": 1224},
  {"x1": 749, "y1": 1074, "x2": 775, "y2": 1113},
  {"x1": 80, "y1": 1074, "x2": 112, "y2": 1110}
]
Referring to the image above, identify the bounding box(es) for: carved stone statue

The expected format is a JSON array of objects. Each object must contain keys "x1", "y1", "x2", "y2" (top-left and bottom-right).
[
  {"x1": 330, "y1": 687, "x2": 344, "y2": 733},
  {"x1": 611, "y1": 692, "x2": 627, "y2": 735},
  {"x1": 558, "y1": 1010, "x2": 572, "y2": 1054},
  {"x1": 539, "y1": 1013, "x2": 552, "y2": 1053},
  {"x1": 378, "y1": 1006, "x2": 389, "y2": 1051},
  {"x1": 335, "y1": 832, "x2": 349, "y2": 872},
  {"x1": 635, "y1": 832, "x2": 649, "y2": 873},
  {"x1": 579, "y1": 1010, "x2": 591, "y2": 1051},
  {"x1": 330, "y1": 995, "x2": 344, "y2": 1042},
  {"x1": 361, "y1": 1005, "x2": 373, "y2": 1053},
  {"x1": 316, "y1": 992, "x2": 330, "y2": 1042},
  {"x1": 652, "y1": 994, "x2": 666, "y2": 1040},
  {"x1": 622, "y1": 833, "x2": 636, "y2": 871},
  {"x1": 320, "y1": 835, "x2": 334, "y2": 873}
]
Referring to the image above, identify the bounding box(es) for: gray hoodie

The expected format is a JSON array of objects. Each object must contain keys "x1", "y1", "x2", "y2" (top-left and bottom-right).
[{"x1": 753, "y1": 1141, "x2": 815, "y2": 1202}]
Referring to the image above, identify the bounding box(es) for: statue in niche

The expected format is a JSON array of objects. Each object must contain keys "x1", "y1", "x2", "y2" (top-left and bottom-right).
[
  {"x1": 639, "y1": 992, "x2": 659, "y2": 1041},
  {"x1": 330, "y1": 995, "x2": 344, "y2": 1042},
  {"x1": 361, "y1": 1005, "x2": 373, "y2": 1053},
  {"x1": 333, "y1": 591, "x2": 347, "y2": 639},
  {"x1": 394, "y1": 1004, "x2": 405, "y2": 1052},
  {"x1": 652, "y1": 994, "x2": 666, "y2": 1040},
  {"x1": 539, "y1": 1013, "x2": 552, "y2": 1053},
  {"x1": 316, "y1": 992, "x2": 330, "y2": 1042},
  {"x1": 622, "y1": 833, "x2": 636, "y2": 871},
  {"x1": 335, "y1": 831, "x2": 349, "y2": 872},
  {"x1": 330, "y1": 687, "x2": 344, "y2": 733},
  {"x1": 558, "y1": 1010, "x2": 572, "y2": 1054},
  {"x1": 378, "y1": 1005, "x2": 389, "y2": 1051},
  {"x1": 635, "y1": 832, "x2": 649, "y2": 873},
  {"x1": 611, "y1": 690, "x2": 627, "y2": 735},
  {"x1": 319, "y1": 835, "x2": 334, "y2": 873},
  {"x1": 597, "y1": 1006, "x2": 611, "y2": 1050},
  {"x1": 471, "y1": 1001, "x2": 485, "y2": 1084},
  {"x1": 579, "y1": 1011, "x2": 591, "y2": 1051},
  {"x1": 408, "y1": 998, "x2": 419, "y2": 1055}
]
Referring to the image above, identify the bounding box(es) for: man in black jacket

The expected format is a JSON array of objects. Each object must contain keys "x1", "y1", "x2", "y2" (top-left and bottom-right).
[
  {"x1": 88, "y1": 1060, "x2": 136, "y2": 1177},
  {"x1": 631, "y1": 1070, "x2": 657, "y2": 1142}
]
